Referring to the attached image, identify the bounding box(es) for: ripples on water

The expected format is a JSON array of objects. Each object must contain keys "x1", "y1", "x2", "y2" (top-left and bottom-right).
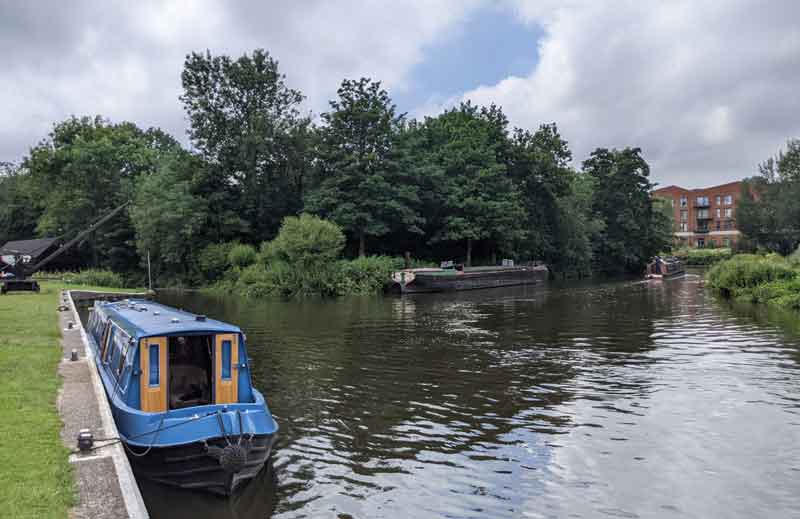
[{"x1": 153, "y1": 274, "x2": 800, "y2": 518}]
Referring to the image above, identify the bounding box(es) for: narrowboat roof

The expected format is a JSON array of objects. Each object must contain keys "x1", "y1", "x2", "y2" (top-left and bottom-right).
[{"x1": 96, "y1": 299, "x2": 241, "y2": 338}]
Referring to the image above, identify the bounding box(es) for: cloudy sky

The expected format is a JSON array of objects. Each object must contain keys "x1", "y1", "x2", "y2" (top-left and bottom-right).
[{"x1": 1, "y1": 0, "x2": 798, "y2": 187}]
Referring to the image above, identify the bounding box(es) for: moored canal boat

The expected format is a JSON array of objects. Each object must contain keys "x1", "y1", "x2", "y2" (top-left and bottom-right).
[
  {"x1": 388, "y1": 263, "x2": 549, "y2": 294},
  {"x1": 86, "y1": 299, "x2": 278, "y2": 496}
]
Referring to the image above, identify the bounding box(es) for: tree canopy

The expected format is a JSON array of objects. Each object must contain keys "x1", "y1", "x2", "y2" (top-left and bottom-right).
[
  {"x1": 1, "y1": 48, "x2": 678, "y2": 284},
  {"x1": 737, "y1": 139, "x2": 800, "y2": 254}
]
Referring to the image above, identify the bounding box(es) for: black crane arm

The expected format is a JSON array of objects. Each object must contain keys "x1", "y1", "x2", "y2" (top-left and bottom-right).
[{"x1": 25, "y1": 202, "x2": 130, "y2": 275}]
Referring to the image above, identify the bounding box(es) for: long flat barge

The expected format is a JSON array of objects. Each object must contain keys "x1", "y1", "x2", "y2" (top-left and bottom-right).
[{"x1": 388, "y1": 264, "x2": 548, "y2": 294}]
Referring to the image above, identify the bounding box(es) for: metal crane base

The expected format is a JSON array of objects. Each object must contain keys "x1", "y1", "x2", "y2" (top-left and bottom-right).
[{"x1": 0, "y1": 279, "x2": 40, "y2": 294}]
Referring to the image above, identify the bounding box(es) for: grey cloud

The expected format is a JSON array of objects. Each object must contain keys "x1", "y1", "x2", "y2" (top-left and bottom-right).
[
  {"x1": 0, "y1": 0, "x2": 481, "y2": 162},
  {"x1": 457, "y1": 0, "x2": 800, "y2": 187}
]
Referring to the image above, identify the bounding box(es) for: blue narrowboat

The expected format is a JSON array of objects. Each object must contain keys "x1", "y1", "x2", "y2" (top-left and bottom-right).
[{"x1": 86, "y1": 299, "x2": 278, "y2": 495}]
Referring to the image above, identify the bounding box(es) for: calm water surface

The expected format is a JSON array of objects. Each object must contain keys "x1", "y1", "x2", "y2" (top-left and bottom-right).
[{"x1": 149, "y1": 274, "x2": 800, "y2": 518}]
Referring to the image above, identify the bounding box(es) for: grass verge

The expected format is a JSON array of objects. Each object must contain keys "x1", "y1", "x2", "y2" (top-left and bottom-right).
[{"x1": 0, "y1": 281, "x2": 144, "y2": 519}]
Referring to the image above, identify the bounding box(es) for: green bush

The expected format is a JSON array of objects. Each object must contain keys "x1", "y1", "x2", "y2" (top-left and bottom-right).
[
  {"x1": 261, "y1": 214, "x2": 345, "y2": 268},
  {"x1": 229, "y1": 254, "x2": 413, "y2": 298},
  {"x1": 228, "y1": 243, "x2": 257, "y2": 269},
  {"x1": 706, "y1": 254, "x2": 800, "y2": 306},
  {"x1": 337, "y1": 256, "x2": 405, "y2": 294},
  {"x1": 197, "y1": 242, "x2": 237, "y2": 281},
  {"x1": 672, "y1": 247, "x2": 733, "y2": 265},
  {"x1": 63, "y1": 269, "x2": 126, "y2": 288}
]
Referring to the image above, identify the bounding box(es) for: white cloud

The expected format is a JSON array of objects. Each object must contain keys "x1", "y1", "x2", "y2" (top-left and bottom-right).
[
  {"x1": 0, "y1": 0, "x2": 483, "y2": 161},
  {"x1": 450, "y1": 0, "x2": 800, "y2": 187}
]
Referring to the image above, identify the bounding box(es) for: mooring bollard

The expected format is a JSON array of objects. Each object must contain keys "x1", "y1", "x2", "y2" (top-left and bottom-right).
[
  {"x1": 67, "y1": 321, "x2": 74, "y2": 330},
  {"x1": 70, "y1": 349, "x2": 78, "y2": 361}
]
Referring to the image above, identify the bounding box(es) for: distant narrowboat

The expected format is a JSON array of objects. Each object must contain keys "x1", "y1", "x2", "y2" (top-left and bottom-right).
[
  {"x1": 387, "y1": 262, "x2": 549, "y2": 294},
  {"x1": 645, "y1": 256, "x2": 685, "y2": 279},
  {"x1": 86, "y1": 299, "x2": 278, "y2": 495}
]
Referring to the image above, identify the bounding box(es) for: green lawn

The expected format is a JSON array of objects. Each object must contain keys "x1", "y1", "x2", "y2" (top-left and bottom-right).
[{"x1": 0, "y1": 281, "x2": 144, "y2": 519}]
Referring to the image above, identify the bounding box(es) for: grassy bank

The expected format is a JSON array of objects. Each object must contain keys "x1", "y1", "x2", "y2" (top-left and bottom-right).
[
  {"x1": 672, "y1": 247, "x2": 733, "y2": 266},
  {"x1": 0, "y1": 283, "x2": 75, "y2": 518},
  {"x1": 706, "y1": 254, "x2": 800, "y2": 310},
  {"x1": 0, "y1": 281, "x2": 143, "y2": 518}
]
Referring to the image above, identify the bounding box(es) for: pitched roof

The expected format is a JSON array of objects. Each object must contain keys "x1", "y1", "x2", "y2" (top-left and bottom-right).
[{"x1": 0, "y1": 237, "x2": 60, "y2": 257}]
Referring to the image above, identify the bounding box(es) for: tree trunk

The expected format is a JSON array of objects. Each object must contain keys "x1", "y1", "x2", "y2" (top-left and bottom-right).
[
  {"x1": 466, "y1": 238, "x2": 472, "y2": 267},
  {"x1": 358, "y1": 232, "x2": 366, "y2": 258}
]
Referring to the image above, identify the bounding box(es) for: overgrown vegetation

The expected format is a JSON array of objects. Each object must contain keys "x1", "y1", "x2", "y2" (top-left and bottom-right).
[
  {"x1": 672, "y1": 247, "x2": 733, "y2": 266},
  {"x1": 212, "y1": 214, "x2": 424, "y2": 298},
  {"x1": 1, "y1": 48, "x2": 673, "y2": 290},
  {"x1": 706, "y1": 254, "x2": 800, "y2": 310}
]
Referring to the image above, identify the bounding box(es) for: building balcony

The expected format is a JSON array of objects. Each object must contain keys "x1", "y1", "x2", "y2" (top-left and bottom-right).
[
  {"x1": 695, "y1": 227, "x2": 710, "y2": 234},
  {"x1": 696, "y1": 215, "x2": 712, "y2": 221}
]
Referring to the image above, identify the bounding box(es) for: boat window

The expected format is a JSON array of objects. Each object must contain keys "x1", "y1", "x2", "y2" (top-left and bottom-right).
[
  {"x1": 168, "y1": 335, "x2": 213, "y2": 409},
  {"x1": 148, "y1": 344, "x2": 160, "y2": 387},
  {"x1": 221, "y1": 340, "x2": 232, "y2": 380},
  {"x1": 113, "y1": 329, "x2": 131, "y2": 376},
  {"x1": 104, "y1": 325, "x2": 115, "y2": 363}
]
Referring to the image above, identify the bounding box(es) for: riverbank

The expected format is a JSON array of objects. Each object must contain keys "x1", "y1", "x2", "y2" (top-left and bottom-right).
[
  {"x1": 0, "y1": 281, "x2": 144, "y2": 518},
  {"x1": 706, "y1": 253, "x2": 800, "y2": 310},
  {"x1": 672, "y1": 247, "x2": 733, "y2": 265}
]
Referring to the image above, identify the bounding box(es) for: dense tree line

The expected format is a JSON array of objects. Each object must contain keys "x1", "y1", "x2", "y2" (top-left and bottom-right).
[
  {"x1": 0, "y1": 49, "x2": 671, "y2": 285},
  {"x1": 737, "y1": 139, "x2": 800, "y2": 255}
]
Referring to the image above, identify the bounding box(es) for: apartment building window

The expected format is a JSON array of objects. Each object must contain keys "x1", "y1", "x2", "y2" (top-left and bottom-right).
[
  {"x1": 670, "y1": 198, "x2": 675, "y2": 208},
  {"x1": 723, "y1": 238, "x2": 731, "y2": 248},
  {"x1": 715, "y1": 221, "x2": 721, "y2": 231},
  {"x1": 696, "y1": 196, "x2": 709, "y2": 206},
  {"x1": 680, "y1": 210, "x2": 688, "y2": 222},
  {"x1": 716, "y1": 195, "x2": 721, "y2": 205},
  {"x1": 680, "y1": 222, "x2": 688, "y2": 232},
  {"x1": 716, "y1": 208, "x2": 721, "y2": 218},
  {"x1": 680, "y1": 196, "x2": 687, "y2": 207},
  {"x1": 724, "y1": 194, "x2": 733, "y2": 205},
  {"x1": 725, "y1": 207, "x2": 733, "y2": 218},
  {"x1": 723, "y1": 220, "x2": 734, "y2": 230},
  {"x1": 697, "y1": 209, "x2": 710, "y2": 219},
  {"x1": 697, "y1": 238, "x2": 705, "y2": 248}
]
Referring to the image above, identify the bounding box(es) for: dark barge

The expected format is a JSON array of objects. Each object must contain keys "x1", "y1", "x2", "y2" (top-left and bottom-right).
[{"x1": 388, "y1": 264, "x2": 549, "y2": 294}]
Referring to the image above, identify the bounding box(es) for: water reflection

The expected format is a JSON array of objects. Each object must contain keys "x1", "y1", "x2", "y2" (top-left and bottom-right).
[{"x1": 152, "y1": 275, "x2": 800, "y2": 518}]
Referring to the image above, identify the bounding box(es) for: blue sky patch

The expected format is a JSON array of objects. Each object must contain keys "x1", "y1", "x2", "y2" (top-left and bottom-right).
[{"x1": 394, "y1": 6, "x2": 542, "y2": 115}]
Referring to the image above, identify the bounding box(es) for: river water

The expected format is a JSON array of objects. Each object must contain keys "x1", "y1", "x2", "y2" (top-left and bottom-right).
[{"x1": 147, "y1": 273, "x2": 800, "y2": 518}]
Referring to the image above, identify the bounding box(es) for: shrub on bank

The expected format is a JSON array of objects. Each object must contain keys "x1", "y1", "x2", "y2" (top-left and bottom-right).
[
  {"x1": 228, "y1": 243, "x2": 258, "y2": 269},
  {"x1": 672, "y1": 247, "x2": 733, "y2": 265},
  {"x1": 62, "y1": 269, "x2": 126, "y2": 288},
  {"x1": 706, "y1": 254, "x2": 800, "y2": 309}
]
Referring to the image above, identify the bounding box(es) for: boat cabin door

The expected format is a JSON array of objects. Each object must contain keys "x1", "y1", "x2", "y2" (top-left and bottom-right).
[
  {"x1": 214, "y1": 334, "x2": 238, "y2": 404},
  {"x1": 140, "y1": 337, "x2": 168, "y2": 413}
]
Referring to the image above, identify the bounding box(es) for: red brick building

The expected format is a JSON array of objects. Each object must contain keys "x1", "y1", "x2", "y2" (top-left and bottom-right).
[{"x1": 652, "y1": 181, "x2": 742, "y2": 248}]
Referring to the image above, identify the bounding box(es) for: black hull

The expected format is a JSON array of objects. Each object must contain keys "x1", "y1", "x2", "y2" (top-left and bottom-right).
[
  {"x1": 127, "y1": 433, "x2": 276, "y2": 496},
  {"x1": 397, "y1": 267, "x2": 548, "y2": 294}
]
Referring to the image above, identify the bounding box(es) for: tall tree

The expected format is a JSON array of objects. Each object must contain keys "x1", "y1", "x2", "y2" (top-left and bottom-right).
[
  {"x1": 508, "y1": 123, "x2": 574, "y2": 263},
  {"x1": 24, "y1": 116, "x2": 178, "y2": 271},
  {"x1": 737, "y1": 139, "x2": 800, "y2": 254},
  {"x1": 0, "y1": 162, "x2": 40, "y2": 245},
  {"x1": 418, "y1": 102, "x2": 525, "y2": 265},
  {"x1": 181, "y1": 49, "x2": 311, "y2": 242},
  {"x1": 130, "y1": 153, "x2": 208, "y2": 282},
  {"x1": 306, "y1": 78, "x2": 422, "y2": 256},
  {"x1": 583, "y1": 147, "x2": 669, "y2": 273}
]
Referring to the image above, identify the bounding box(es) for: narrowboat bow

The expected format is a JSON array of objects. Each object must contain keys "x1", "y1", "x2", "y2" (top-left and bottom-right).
[{"x1": 86, "y1": 299, "x2": 278, "y2": 495}]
